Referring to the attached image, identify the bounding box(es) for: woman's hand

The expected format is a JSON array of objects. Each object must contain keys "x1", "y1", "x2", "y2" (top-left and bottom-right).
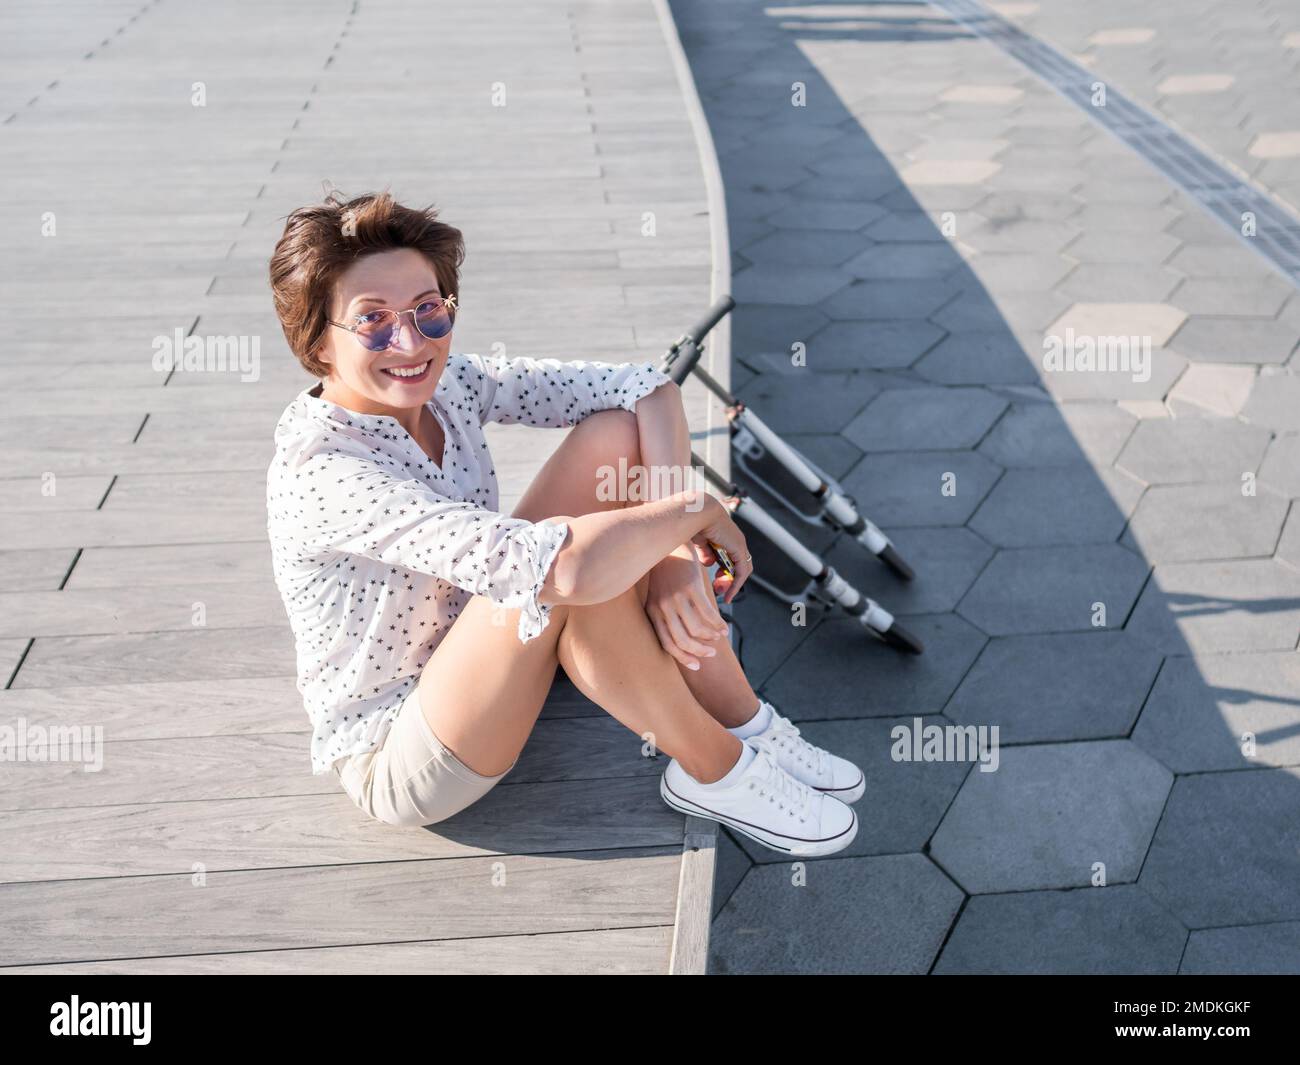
[
  {"x1": 689, "y1": 494, "x2": 750, "y2": 605},
  {"x1": 645, "y1": 544, "x2": 730, "y2": 671}
]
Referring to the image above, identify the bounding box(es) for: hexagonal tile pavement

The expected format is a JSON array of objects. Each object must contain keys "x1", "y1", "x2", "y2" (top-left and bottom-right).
[
  {"x1": 807, "y1": 320, "x2": 945, "y2": 370},
  {"x1": 709, "y1": 853, "x2": 963, "y2": 974},
  {"x1": 1140, "y1": 769, "x2": 1300, "y2": 928},
  {"x1": 1156, "y1": 74, "x2": 1236, "y2": 95},
  {"x1": 820, "y1": 277, "x2": 961, "y2": 320},
  {"x1": 1242, "y1": 370, "x2": 1300, "y2": 429},
  {"x1": 1116, "y1": 417, "x2": 1272, "y2": 484},
  {"x1": 734, "y1": 369, "x2": 877, "y2": 433},
  {"x1": 766, "y1": 199, "x2": 888, "y2": 231},
  {"x1": 1126, "y1": 559, "x2": 1300, "y2": 654},
  {"x1": 1166, "y1": 363, "x2": 1255, "y2": 417},
  {"x1": 1259, "y1": 434, "x2": 1300, "y2": 496},
  {"x1": 1249, "y1": 131, "x2": 1300, "y2": 158},
  {"x1": 762, "y1": 612, "x2": 988, "y2": 718},
  {"x1": 1123, "y1": 483, "x2": 1288, "y2": 564},
  {"x1": 731, "y1": 263, "x2": 853, "y2": 305},
  {"x1": 930, "y1": 740, "x2": 1173, "y2": 892},
  {"x1": 838, "y1": 449, "x2": 1003, "y2": 526},
  {"x1": 737, "y1": 229, "x2": 867, "y2": 268},
  {"x1": 1037, "y1": 345, "x2": 1188, "y2": 402},
  {"x1": 1056, "y1": 265, "x2": 1184, "y2": 304},
  {"x1": 827, "y1": 525, "x2": 993, "y2": 615},
  {"x1": 842, "y1": 386, "x2": 1008, "y2": 452},
  {"x1": 946, "y1": 630, "x2": 1163, "y2": 743},
  {"x1": 957, "y1": 544, "x2": 1150, "y2": 635},
  {"x1": 1133, "y1": 651, "x2": 1300, "y2": 772},
  {"x1": 1181, "y1": 922, "x2": 1300, "y2": 974},
  {"x1": 912, "y1": 331, "x2": 1040, "y2": 385},
  {"x1": 1171, "y1": 317, "x2": 1300, "y2": 364},
  {"x1": 1046, "y1": 302, "x2": 1187, "y2": 347},
  {"x1": 969, "y1": 466, "x2": 1143, "y2": 547},
  {"x1": 1170, "y1": 277, "x2": 1293, "y2": 318},
  {"x1": 977, "y1": 402, "x2": 1137, "y2": 468},
  {"x1": 843, "y1": 241, "x2": 959, "y2": 280},
  {"x1": 934, "y1": 885, "x2": 1186, "y2": 975}
]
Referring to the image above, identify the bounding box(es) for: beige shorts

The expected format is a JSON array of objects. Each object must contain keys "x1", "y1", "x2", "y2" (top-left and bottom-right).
[{"x1": 333, "y1": 683, "x2": 517, "y2": 828}]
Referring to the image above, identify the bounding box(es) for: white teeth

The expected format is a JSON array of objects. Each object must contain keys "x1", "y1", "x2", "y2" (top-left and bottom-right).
[{"x1": 385, "y1": 362, "x2": 429, "y2": 378}]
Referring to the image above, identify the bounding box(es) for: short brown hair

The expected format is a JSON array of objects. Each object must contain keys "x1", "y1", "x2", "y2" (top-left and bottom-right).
[{"x1": 268, "y1": 188, "x2": 465, "y2": 377}]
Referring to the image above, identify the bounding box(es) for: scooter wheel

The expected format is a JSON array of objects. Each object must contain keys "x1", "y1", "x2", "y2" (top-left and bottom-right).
[
  {"x1": 878, "y1": 542, "x2": 915, "y2": 581},
  {"x1": 879, "y1": 621, "x2": 924, "y2": 655}
]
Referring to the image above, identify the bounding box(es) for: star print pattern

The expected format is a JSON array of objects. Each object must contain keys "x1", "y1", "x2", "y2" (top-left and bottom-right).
[{"x1": 266, "y1": 351, "x2": 673, "y2": 776}]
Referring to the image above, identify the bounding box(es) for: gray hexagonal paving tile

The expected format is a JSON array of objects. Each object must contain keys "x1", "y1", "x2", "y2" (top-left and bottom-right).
[
  {"x1": 947, "y1": 631, "x2": 1163, "y2": 743},
  {"x1": 1277, "y1": 504, "x2": 1300, "y2": 568},
  {"x1": 1057, "y1": 264, "x2": 1184, "y2": 303},
  {"x1": 734, "y1": 370, "x2": 877, "y2": 433},
  {"x1": 820, "y1": 277, "x2": 961, "y2": 320},
  {"x1": 977, "y1": 401, "x2": 1137, "y2": 468},
  {"x1": 934, "y1": 885, "x2": 1187, "y2": 974},
  {"x1": 808, "y1": 320, "x2": 945, "y2": 370},
  {"x1": 1140, "y1": 769, "x2": 1300, "y2": 928},
  {"x1": 1259, "y1": 434, "x2": 1300, "y2": 496},
  {"x1": 842, "y1": 386, "x2": 1008, "y2": 452},
  {"x1": 969, "y1": 466, "x2": 1143, "y2": 547},
  {"x1": 960, "y1": 252, "x2": 1075, "y2": 291},
  {"x1": 865, "y1": 210, "x2": 965, "y2": 243},
  {"x1": 931, "y1": 740, "x2": 1173, "y2": 892},
  {"x1": 766, "y1": 199, "x2": 888, "y2": 231},
  {"x1": 731, "y1": 263, "x2": 854, "y2": 306},
  {"x1": 1064, "y1": 229, "x2": 1181, "y2": 263},
  {"x1": 827, "y1": 525, "x2": 993, "y2": 615},
  {"x1": 730, "y1": 302, "x2": 830, "y2": 355},
  {"x1": 1171, "y1": 277, "x2": 1294, "y2": 318},
  {"x1": 1116, "y1": 417, "x2": 1272, "y2": 485},
  {"x1": 763, "y1": 612, "x2": 988, "y2": 718},
  {"x1": 844, "y1": 241, "x2": 959, "y2": 280},
  {"x1": 1171, "y1": 317, "x2": 1300, "y2": 364},
  {"x1": 1126, "y1": 559, "x2": 1300, "y2": 654},
  {"x1": 838, "y1": 449, "x2": 1003, "y2": 526},
  {"x1": 1133, "y1": 651, "x2": 1300, "y2": 772},
  {"x1": 1124, "y1": 483, "x2": 1288, "y2": 564},
  {"x1": 1181, "y1": 922, "x2": 1300, "y2": 974},
  {"x1": 739, "y1": 229, "x2": 870, "y2": 268},
  {"x1": 957, "y1": 544, "x2": 1150, "y2": 636},
  {"x1": 1242, "y1": 370, "x2": 1300, "y2": 429},
  {"x1": 1037, "y1": 346, "x2": 1189, "y2": 402},
  {"x1": 912, "y1": 331, "x2": 1041, "y2": 385},
  {"x1": 709, "y1": 853, "x2": 963, "y2": 974}
]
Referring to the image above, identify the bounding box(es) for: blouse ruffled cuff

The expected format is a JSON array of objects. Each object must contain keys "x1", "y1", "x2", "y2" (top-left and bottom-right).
[
  {"x1": 618, "y1": 362, "x2": 674, "y2": 413},
  {"x1": 513, "y1": 518, "x2": 571, "y2": 644}
]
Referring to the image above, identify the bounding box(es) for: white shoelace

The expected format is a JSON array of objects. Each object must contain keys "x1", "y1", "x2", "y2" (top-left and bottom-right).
[
  {"x1": 761, "y1": 709, "x2": 830, "y2": 779},
  {"x1": 748, "y1": 737, "x2": 814, "y2": 820}
]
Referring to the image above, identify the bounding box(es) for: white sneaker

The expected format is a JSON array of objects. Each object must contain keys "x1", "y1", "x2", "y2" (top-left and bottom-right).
[
  {"x1": 659, "y1": 739, "x2": 857, "y2": 857},
  {"x1": 751, "y1": 701, "x2": 865, "y2": 804}
]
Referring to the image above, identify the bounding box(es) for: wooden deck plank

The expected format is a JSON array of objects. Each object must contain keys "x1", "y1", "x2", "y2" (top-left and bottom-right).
[
  {"x1": 0, "y1": 776, "x2": 682, "y2": 883},
  {"x1": 0, "y1": 715, "x2": 661, "y2": 812},
  {"x1": 0, "y1": 848, "x2": 682, "y2": 966},
  {"x1": 0, "y1": 926, "x2": 673, "y2": 975}
]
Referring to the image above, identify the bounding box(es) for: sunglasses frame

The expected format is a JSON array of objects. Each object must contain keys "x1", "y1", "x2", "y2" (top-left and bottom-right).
[{"x1": 327, "y1": 293, "x2": 458, "y2": 352}]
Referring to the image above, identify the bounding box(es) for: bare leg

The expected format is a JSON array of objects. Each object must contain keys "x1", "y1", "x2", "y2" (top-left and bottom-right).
[
  {"x1": 513, "y1": 408, "x2": 762, "y2": 733},
  {"x1": 415, "y1": 566, "x2": 742, "y2": 784},
  {"x1": 555, "y1": 576, "x2": 744, "y2": 783}
]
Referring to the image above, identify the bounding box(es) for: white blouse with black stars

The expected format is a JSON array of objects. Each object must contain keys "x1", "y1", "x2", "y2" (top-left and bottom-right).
[{"x1": 266, "y1": 351, "x2": 673, "y2": 776}]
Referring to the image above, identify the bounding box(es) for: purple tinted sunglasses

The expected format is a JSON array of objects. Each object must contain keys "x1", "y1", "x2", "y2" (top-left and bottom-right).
[{"x1": 327, "y1": 293, "x2": 457, "y2": 352}]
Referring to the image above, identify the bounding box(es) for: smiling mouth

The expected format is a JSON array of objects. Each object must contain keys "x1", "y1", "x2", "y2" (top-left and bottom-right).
[{"x1": 380, "y1": 360, "x2": 431, "y2": 381}]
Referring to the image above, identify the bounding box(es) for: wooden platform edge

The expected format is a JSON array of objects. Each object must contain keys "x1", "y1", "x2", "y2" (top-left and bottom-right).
[{"x1": 652, "y1": 0, "x2": 731, "y2": 976}]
